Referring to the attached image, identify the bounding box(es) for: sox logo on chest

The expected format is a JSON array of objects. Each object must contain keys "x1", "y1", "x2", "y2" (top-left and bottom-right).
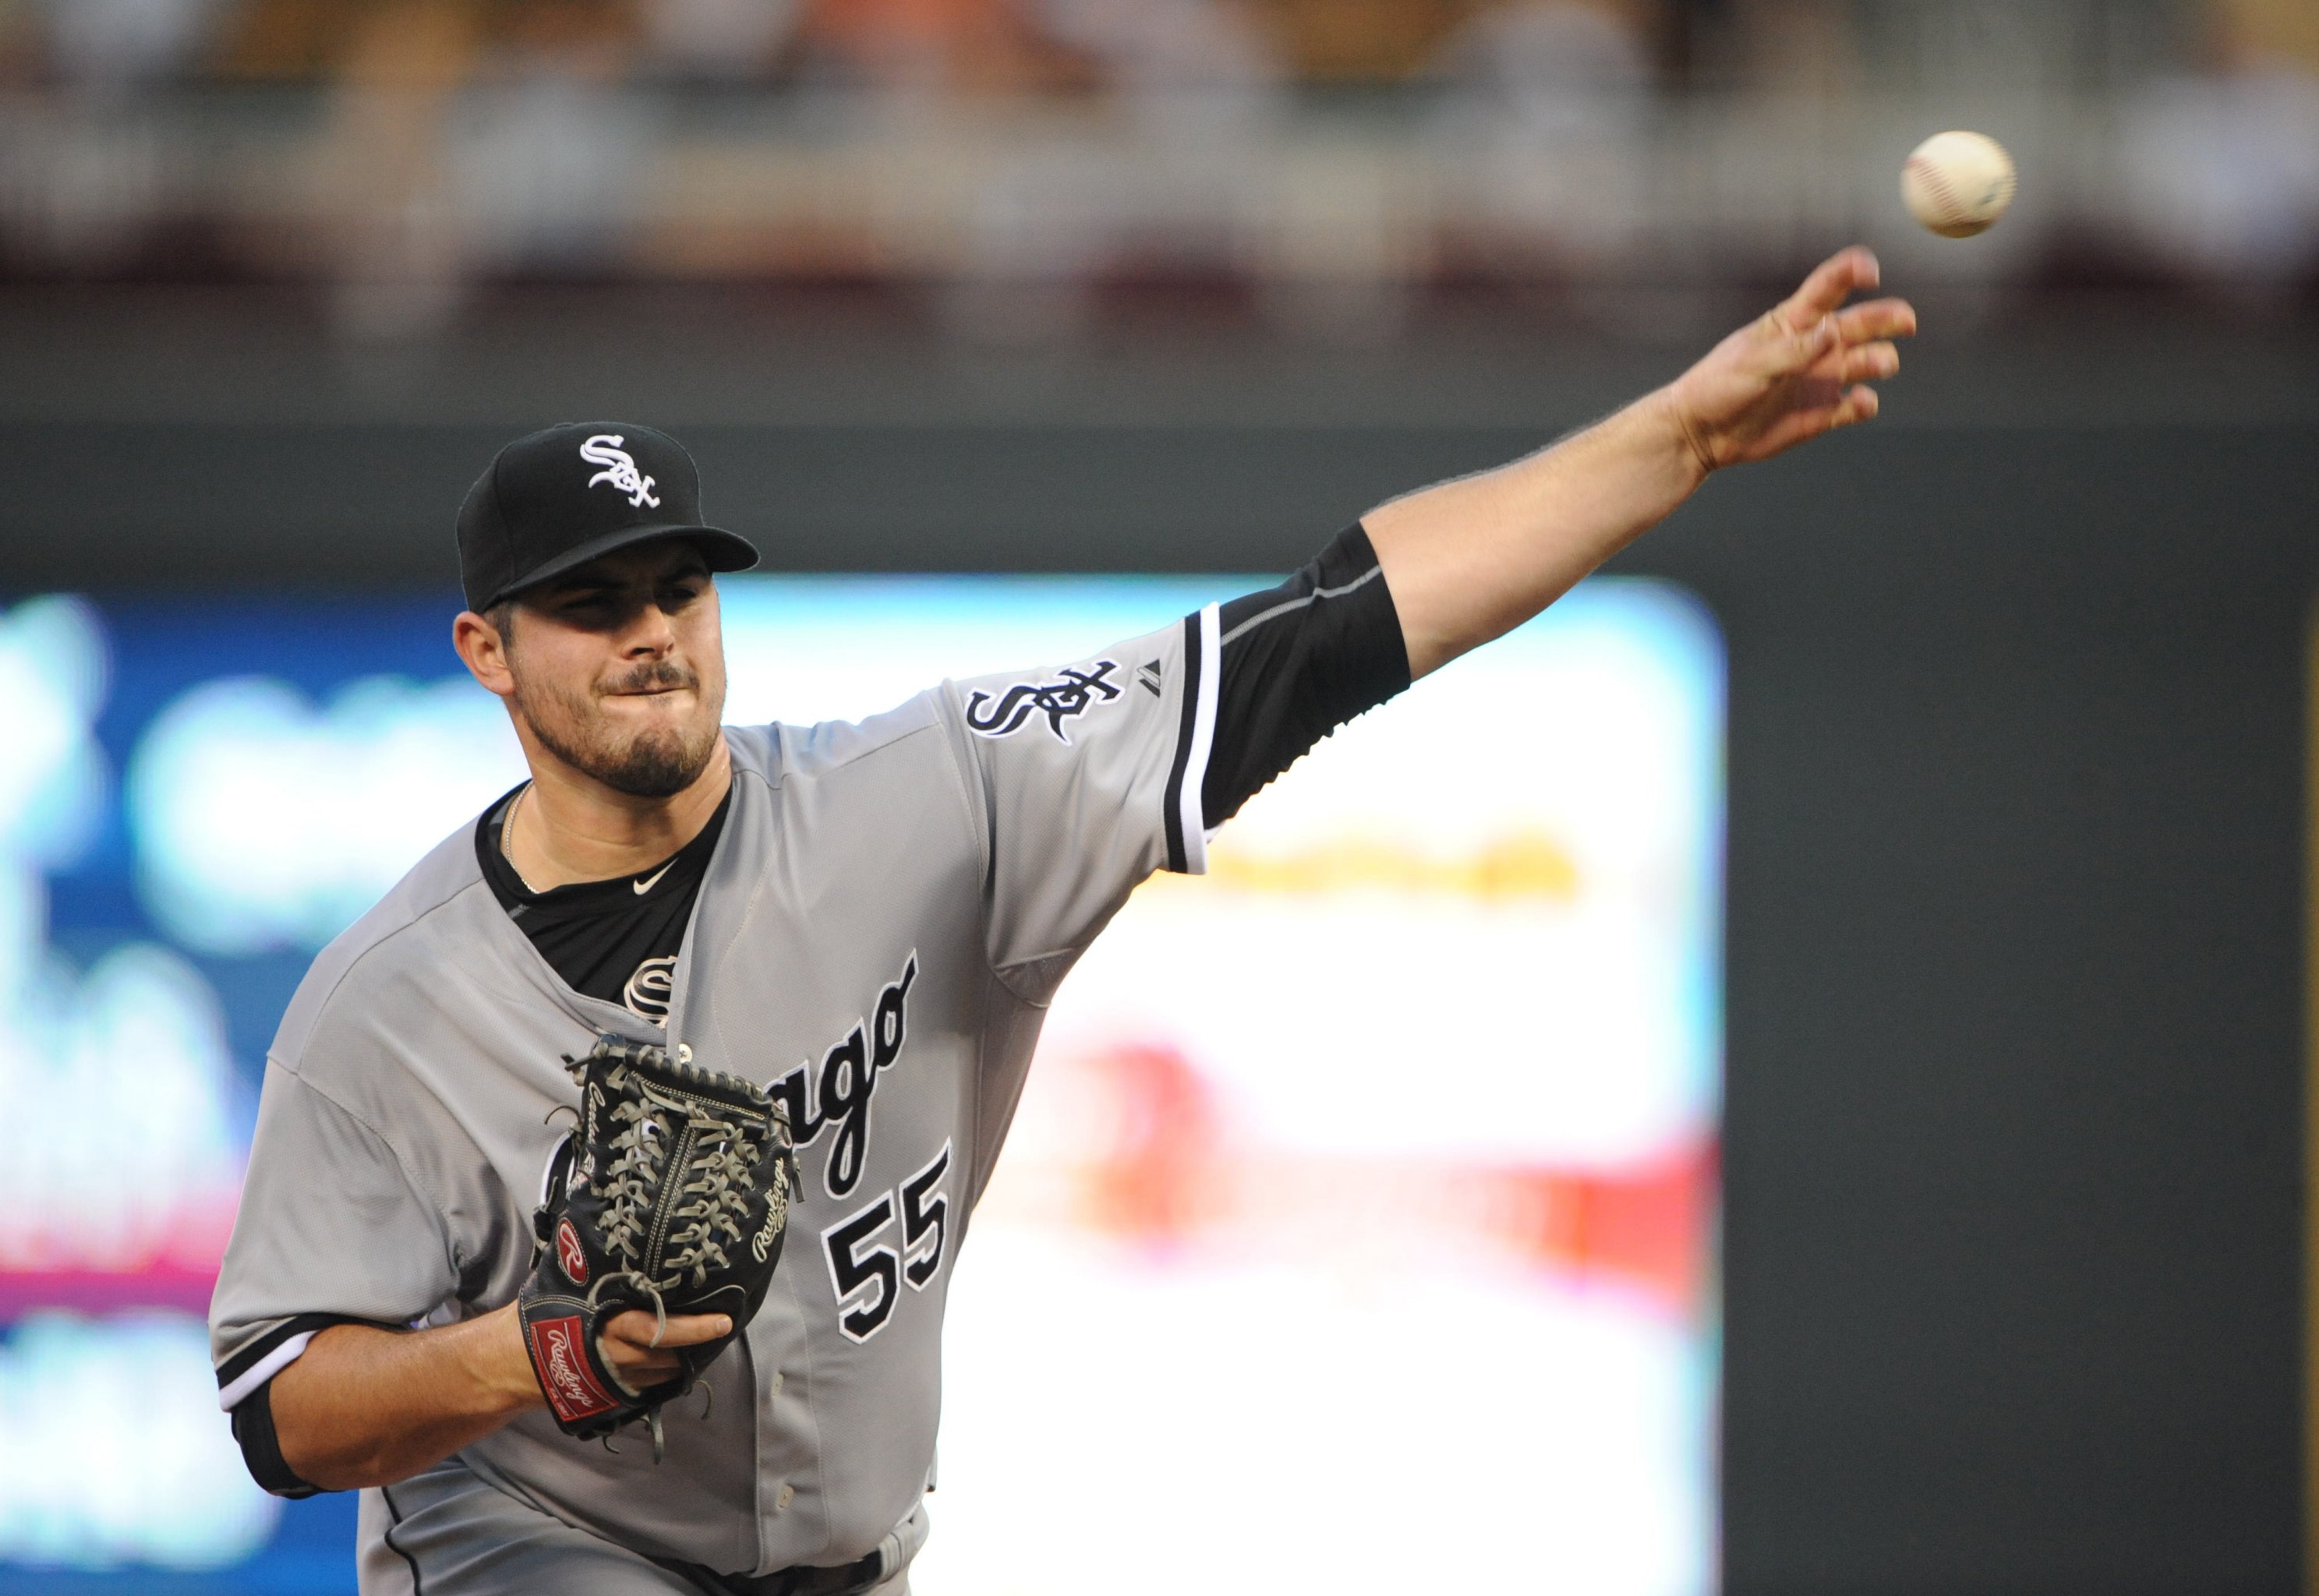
[{"x1": 768, "y1": 952, "x2": 954, "y2": 1343}]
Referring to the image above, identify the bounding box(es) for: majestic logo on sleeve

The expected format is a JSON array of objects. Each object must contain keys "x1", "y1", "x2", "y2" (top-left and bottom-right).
[
  {"x1": 965, "y1": 660, "x2": 1122, "y2": 745},
  {"x1": 580, "y1": 434, "x2": 661, "y2": 509}
]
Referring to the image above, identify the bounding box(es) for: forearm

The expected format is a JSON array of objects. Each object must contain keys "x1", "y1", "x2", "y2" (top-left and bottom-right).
[
  {"x1": 1363, "y1": 248, "x2": 1911, "y2": 679},
  {"x1": 271, "y1": 1305, "x2": 543, "y2": 1491},
  {"x1": 1363, "y1": 387, "x2": 1706, "y2": 679}
]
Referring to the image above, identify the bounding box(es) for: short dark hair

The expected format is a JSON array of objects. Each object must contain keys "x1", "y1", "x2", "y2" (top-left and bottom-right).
[{"x1": 486, "y1": 598, "x2": 518, "y2": 642}]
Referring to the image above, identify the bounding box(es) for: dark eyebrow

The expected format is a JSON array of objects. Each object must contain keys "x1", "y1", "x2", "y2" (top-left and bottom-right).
[
  {"x1": 542, "y1": 575, "x2": 625, "y2": 602},
  {"x1": 541, "y1": 547, "x2": 710, "y2": 602}
]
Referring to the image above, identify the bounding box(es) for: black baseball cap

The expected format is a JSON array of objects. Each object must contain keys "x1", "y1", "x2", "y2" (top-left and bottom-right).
[{"x1": 456, "y1": 422, "x2": 760, "y2": 612}]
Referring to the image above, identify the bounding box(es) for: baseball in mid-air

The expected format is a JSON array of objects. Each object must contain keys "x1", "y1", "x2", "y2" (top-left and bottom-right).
[{"x1": 1902, "y1": 131, "x2": 2017, "y2": 238}]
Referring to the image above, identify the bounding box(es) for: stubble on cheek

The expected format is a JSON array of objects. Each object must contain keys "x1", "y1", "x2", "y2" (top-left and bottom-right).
[{"x1": 510, "y1": 655, "x2": 723, "y2": 800}]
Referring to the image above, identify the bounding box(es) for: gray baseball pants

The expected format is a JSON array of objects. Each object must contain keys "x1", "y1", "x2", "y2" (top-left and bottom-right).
[{"x1": 359, "y1": 1460, "x2": 916, "y2": 1596}]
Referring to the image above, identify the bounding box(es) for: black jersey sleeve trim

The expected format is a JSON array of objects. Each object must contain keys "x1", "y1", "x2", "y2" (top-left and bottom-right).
[
  {"x1": 230, "y1": 1379, "x2": 321, "y2": 1499},
  {"x1": 1161, "y1": 606, "x2": 1221, "y2": 874},
  {"x1": 1199, "y1": 522, "x2": 1412, "y2": 831}
]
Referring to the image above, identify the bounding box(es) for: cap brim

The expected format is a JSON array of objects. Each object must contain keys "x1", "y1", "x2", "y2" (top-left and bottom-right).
[{"x1": 483, "y1": 522, "x2": 761, "y2": 609}]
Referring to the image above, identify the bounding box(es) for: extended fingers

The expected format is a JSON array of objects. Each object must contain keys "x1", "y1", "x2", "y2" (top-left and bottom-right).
[
  {"x1": 1846, "y1": 341, "x2": 1901, "y2": 382},
  {"x1": 1780, "y1": 245, "x2": 1880, "y2": 323},
  {"x1": 1833, "y1": 384, "x2": 1879, "y2": 426},
  {"x1": 1765, "y1": 312, "x2": 1840, "y2": 374},
  {"x1": 1836, "y1": 297, "x2": 1918, "y2": 344}
]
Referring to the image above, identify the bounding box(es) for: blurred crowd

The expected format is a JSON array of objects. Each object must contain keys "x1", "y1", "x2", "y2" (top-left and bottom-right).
[
  {"x1": 1, "y1": 0, "x2": 2312, "y2": 93},
  {"x1": 0, "y1": 0, "x2": 2312, "y2": 326}
]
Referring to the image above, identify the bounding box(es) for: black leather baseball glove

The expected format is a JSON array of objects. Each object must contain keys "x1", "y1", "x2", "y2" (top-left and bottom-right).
[{"x1": 518, "y1": 1033, "x2": 797, "y2": 1460}]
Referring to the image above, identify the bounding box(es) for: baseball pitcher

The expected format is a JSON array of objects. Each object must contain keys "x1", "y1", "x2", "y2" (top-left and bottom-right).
[{"x1": 210, "y1": 249, "x2": 1912, "y2": 1594}]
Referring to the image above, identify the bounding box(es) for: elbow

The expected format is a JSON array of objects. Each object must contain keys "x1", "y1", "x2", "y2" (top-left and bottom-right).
[
  {"x1": 255, "y1": 1348, "x2": 410, "y2": 1495},
  {"x1": 263, "y1": 1395, "x2": 415, "y2": 1495},
  {"x1": 232, "y1": 1380, "x2": 332, "y2": 1497}
]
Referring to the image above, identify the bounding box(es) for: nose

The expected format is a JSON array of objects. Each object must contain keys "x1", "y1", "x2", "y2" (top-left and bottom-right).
[{"x1": 621, "y1": 599, "x2": 679, "y2": 657}]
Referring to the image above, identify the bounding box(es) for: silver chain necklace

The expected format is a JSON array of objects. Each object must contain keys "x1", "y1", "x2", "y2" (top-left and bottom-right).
[{"x1": 501, "y1": 783, "x2": 546, "y2": 895}]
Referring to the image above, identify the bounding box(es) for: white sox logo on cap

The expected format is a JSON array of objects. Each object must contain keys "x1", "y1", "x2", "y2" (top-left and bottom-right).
[
  {"x1": 458, "y1": 422, "x2": 759, "y2": 611},
  {"x1": 581, "y1": 434, "x2": 661, "y2": 510}
]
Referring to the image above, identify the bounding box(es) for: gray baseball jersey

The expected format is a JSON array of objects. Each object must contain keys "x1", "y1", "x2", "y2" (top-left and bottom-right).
[
  {"x1": 211, "y1": 517, "x2": 1412, "y2": 1592},
  {"x1": 210, "y1": 616, "x2": 1213, "y2": 1583}
]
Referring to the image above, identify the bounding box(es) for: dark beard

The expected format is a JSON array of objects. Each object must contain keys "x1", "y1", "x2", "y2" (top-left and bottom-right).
[
  {"x1": 530, "y1": 715, "x2": 712, "y2": 797},
  {"x1": 516, "y1": 662, "x2": 722, "y2": 799}
]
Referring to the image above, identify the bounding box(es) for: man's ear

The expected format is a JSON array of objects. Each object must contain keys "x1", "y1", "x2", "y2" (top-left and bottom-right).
[{"x1": 454, "y1": 610, "x2": 517, "y2": 699}]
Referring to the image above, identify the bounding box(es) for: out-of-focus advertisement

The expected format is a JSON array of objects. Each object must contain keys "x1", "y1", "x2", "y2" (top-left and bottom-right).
[{"x1": 0, "y1": 575, "x2": 1720, "y2": 1595}]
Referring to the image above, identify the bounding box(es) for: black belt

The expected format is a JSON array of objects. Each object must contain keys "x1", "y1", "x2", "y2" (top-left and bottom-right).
[{"x1": 675, "y1": 1547, "x2": 889, "y2": 1596}]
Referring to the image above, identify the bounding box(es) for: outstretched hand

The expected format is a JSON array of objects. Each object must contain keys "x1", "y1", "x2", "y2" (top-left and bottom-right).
[
  {"x1": 1667, "y1": 247, "x2": 1918, "y2": 473},
  {"x1": 1362, "y1": 244, "x2": 1920, "y2": 680}
]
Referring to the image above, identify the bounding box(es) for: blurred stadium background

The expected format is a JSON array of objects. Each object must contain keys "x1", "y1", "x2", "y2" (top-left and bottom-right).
[{"x1": 0, "y1": 0, "x2": 2314, "y2": 1593}]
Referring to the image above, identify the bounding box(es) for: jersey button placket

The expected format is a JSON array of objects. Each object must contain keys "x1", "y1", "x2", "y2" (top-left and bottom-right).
[{"x1": 775, "y1": 1483, "x2": 795, "y2": 1513}]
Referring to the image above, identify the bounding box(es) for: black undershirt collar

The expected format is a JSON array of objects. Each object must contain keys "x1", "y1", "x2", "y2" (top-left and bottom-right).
[{"x1": 473, "y1": 784, "x2": 731, "y2": 1019}]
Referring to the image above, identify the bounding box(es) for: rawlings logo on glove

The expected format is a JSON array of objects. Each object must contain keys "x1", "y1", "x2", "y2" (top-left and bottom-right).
[
  {"x1": 554, "y1": 1220, "x2": 589, "y2": 1285},
  {"x1": 518, "y1": 1034, "x2": 797, "y2": 1459},
  {"x1": 529, "y1": 1315, "x2": 619, "y2": 1425}
]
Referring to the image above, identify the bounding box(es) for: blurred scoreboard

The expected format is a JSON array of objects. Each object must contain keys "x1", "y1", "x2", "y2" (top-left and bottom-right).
[{"x1": 0, "y1": 574, "x2": 1720, "y2": 1595}]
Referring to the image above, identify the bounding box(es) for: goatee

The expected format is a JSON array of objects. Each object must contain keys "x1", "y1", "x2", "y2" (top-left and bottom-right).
[
  {"x1": 534, "y1": 719, "x2": 716, "y2": 798},
  {"x1": 516, "y1": 662, "x2": 723, "y2": 799}
]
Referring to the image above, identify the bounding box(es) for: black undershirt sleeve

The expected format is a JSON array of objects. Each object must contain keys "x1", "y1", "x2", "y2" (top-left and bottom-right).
[
  {"x1": 231, "y1": 1379, "x2": 320, "y2": 1499},
  {"x1": 1200, "y1": 521, "x2": 1412, "y2": 829},
  {"x1": 220, "y1": 1310, "x2": 406, "y2": 1497}
]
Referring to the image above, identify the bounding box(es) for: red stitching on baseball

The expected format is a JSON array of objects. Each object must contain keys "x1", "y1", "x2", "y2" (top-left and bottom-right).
[{"x1": 1908, "y1": 154, "x2": 1967, "y2": 227}]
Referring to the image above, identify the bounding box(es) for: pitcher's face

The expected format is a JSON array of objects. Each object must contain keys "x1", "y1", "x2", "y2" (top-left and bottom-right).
[{"x1": 493, "y1": 539, "x2": 728, "y2": 799}]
